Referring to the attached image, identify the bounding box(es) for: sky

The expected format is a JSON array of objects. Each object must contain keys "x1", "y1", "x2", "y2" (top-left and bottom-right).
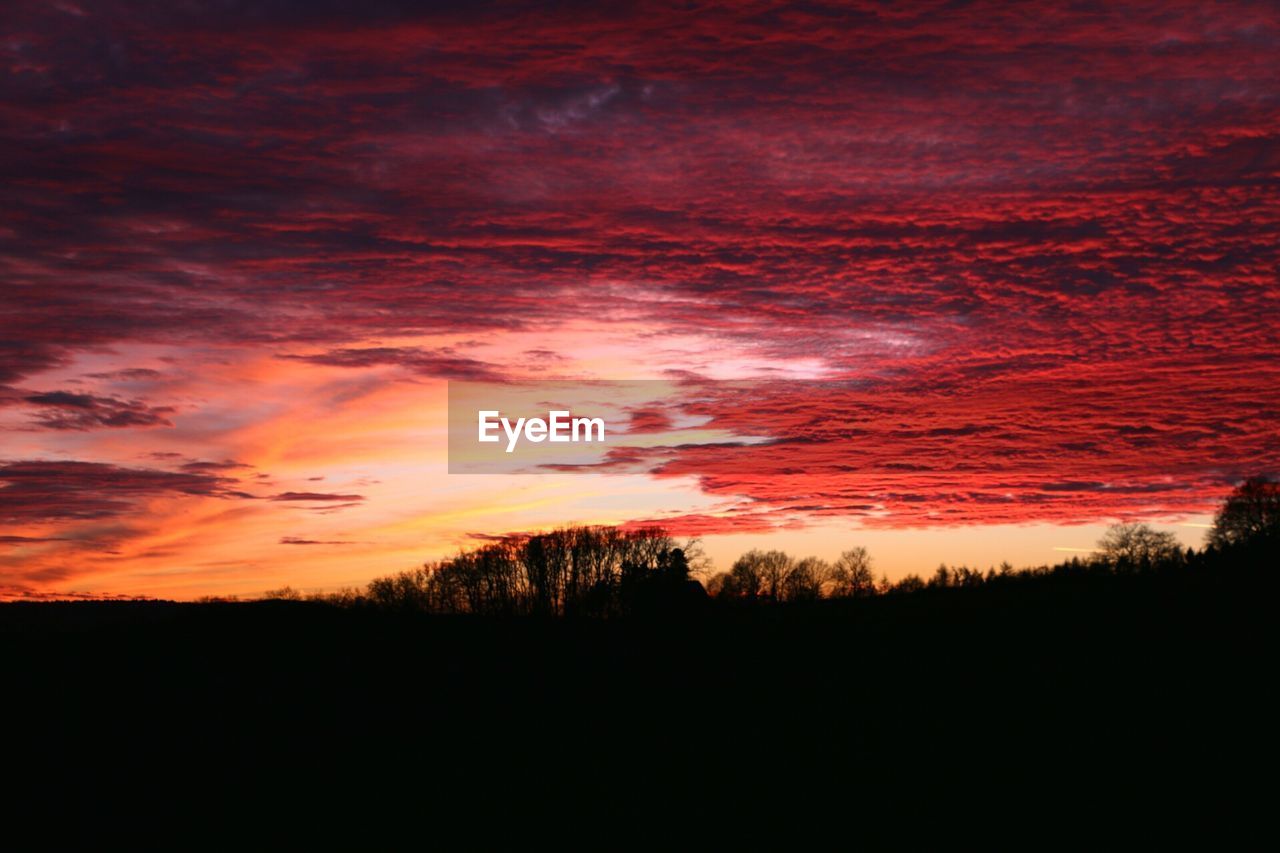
[{"x1": 2, "y1": 0, "x2": 1278, "y2": 599}]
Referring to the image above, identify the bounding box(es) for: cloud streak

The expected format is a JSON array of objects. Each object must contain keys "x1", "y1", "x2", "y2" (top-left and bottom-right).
[
  {"x1": 0, "y1": 460, "x2": 248, "y2": 523},
  {"x1": 22, "y1": 391, "x2": 175, "y2": 430}
]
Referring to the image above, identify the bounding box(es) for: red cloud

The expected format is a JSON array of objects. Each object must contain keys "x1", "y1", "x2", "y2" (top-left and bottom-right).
[
  {"x1": 1, "y1": 0, "x2": 1278, "y2": 548},
  {"x1": 0, "y1": 460, "x2": 249, "y2": 523},
  {"x1": 278, "y1": 347, "x2": 507, "y2": 381},
  {"x1": 270, "y1": 492, "x2": 365, "y2": 503},
  {"x1": 22, "y1": 391, "x2": 175, "y2": 430}
]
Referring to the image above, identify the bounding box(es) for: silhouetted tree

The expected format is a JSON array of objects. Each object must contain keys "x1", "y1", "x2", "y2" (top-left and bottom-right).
[
  {"x1": 892, "y1": 574, "x2": 926, "y2": 593},
  {"x1": 367, "y1": 566, "x2": 434, "y2": 610},
  {"x1": 349, "y1": 509, "x2": 1273, "y2": 618},
  {"x1": 831, "y1": 547, "x2": 876, "y2": 597},
  {"x1": 723, "y1": 549, "x2": 791, "y2": 600},
  {"x1": 930, "y1": 564, "x2": 951, "y2": 588},
  {"x1": 364, "y1": 525, "x2": 685, "y2": 616},
  {"x1": 679, "y1": 538, "x2": 713, "y2": 579},
  {"x1": 756, "y1": 550, "x2": 794, "y2": 601},
  {"x1": 306, "y1": 587, "x2": 364, "y2": 606},
  {"x1": 1208, "y1": 476, "x2": 1280, "y2": 550},
  {"x1": 1097, "y1": 523, "x2": 1181, "y2": 569},
  {"x1": 662, "y1": 547, "x2": 690, "y2": 582},
  {"x1": 782, "y1": 557, "x2": 830, "y2": 601},
  {"x1": 705, "y1": 572, "x2": 729, "y2": 598},
  {"x1": 721, "y1": 555, "x2": 762, "y2": 600}
]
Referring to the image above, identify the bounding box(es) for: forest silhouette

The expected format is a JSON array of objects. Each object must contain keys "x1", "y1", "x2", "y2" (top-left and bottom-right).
[
  {"x1": 4, "y1": 477, "x2": 1276, "y2": 830},
  {"x1": 232, "y1": 476, "x2": 1280, "y2": 617}
]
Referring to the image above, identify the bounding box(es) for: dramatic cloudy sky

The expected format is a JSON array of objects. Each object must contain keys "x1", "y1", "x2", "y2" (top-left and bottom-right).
[{"x1": 2, "y1": 1, "x2": 1278, "y2": 598}]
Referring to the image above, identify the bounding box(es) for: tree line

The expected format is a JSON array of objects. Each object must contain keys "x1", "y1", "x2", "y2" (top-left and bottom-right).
[
  {"x1": 706, "y1": 477, "x2": 1278, "y2": 601},
  {"x1": 255, "y1": 476, "x2": 1279, "y2": 612},
  {"x1": 265, "y1": 525, "x2": 703, "y2": 616}
]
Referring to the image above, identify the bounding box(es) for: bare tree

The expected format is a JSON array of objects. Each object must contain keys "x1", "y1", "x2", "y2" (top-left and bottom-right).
[
  {"x1": 831, "y1": 547, "x2": 876, "y2": 597},
  {"x1": 725, "y1": 549, "x2": 792, "y2": 600},
  {"x1": 1097, "y1": 523, "x2": 1181, "y2": 567},
  {"x1": 756, "y1": 550, "x2": 794, "y2": 601},
  {"x1": 680, "y1": 537, "x2": 714, "y2": 579},
  {"x1": 365, "y1": 524, "x2": 681, "y2": 615},
  {"x1": 783, "y1": 557, "x2": 831, "y2": 601},
  {"x1": 724, "y1": 552, "x2": 764, "y2": 600}
]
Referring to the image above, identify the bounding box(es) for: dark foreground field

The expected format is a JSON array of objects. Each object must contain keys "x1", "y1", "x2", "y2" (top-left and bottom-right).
[{"x1": 3, "y1": 565, "x2": 1274, "y2": 837}]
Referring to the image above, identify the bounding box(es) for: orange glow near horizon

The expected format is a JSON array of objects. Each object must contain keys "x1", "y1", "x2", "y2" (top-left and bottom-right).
[{"x1": 0, "y1": 335, "x2": 1218, "y2": 600}]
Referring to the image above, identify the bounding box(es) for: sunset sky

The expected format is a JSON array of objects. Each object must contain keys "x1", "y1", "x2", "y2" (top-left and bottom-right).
[{"x1": 2, "y1": 1, "x2": 1278, "y2": 599}]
